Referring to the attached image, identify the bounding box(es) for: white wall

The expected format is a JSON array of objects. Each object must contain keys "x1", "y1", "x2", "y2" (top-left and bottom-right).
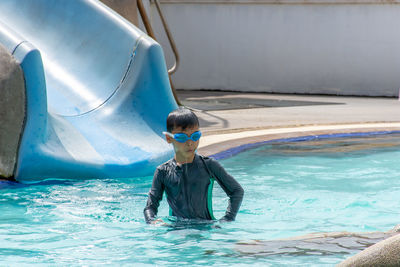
[{"x1": 150, "y1": 1, "x2": 400, "y2": 96}]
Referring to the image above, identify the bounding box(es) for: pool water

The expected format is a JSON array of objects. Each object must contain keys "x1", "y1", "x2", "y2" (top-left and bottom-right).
[{"x1": 1, "y1": 133, "x2": 400, "y2": 266}]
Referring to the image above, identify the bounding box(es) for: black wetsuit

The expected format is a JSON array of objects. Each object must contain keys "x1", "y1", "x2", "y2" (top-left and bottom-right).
[{"x1": 144, "y1": 154, "x2": 244, "y2": 223}]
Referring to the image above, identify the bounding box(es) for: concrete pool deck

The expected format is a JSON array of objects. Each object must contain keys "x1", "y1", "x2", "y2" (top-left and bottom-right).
[{"x1": 176, "y1": 90, "x2": 400, "y2": 156}]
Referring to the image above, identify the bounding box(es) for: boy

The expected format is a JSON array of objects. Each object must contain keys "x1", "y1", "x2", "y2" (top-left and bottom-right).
[{"x1": 144, "y1": 107, "x2": 244, "y2": 224}]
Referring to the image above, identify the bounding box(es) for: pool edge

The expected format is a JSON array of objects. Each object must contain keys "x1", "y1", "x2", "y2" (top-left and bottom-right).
[{"x1": 197, "y1": 123, "x2": 400, "y2": 159}]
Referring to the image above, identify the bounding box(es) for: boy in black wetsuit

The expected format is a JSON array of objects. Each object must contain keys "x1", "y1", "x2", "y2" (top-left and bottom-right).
[{"x1": 144, "y1": 107, "x2": 244, "y2": 225}]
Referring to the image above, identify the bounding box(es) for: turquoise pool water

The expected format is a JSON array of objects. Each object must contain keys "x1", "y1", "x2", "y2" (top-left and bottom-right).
[{"x1": 1, "y1": 133, "x2": 400, "y2": 266}]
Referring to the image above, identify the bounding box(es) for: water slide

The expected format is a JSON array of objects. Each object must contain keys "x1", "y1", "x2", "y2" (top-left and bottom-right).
[{"x1": 0, "y1": 0, "x2": 177, "y2": 181}]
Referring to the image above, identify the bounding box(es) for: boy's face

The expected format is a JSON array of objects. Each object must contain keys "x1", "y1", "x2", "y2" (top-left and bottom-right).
[{"x1": 166, "y1": 125, "x2": 200, "y2": 160}]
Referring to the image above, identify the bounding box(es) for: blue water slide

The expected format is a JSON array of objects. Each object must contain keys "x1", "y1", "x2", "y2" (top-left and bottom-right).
[{"x1": 0, "y1": 0, "x2": 178, "y2": 181}]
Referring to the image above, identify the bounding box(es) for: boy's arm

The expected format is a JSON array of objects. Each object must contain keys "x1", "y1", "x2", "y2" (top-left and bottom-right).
[
  {"x1": 143, "y1": 168, "x2": 165, "y2": 224},
  {"x1": 208, "y1": 159, "x2": 244, "y2": 222}
]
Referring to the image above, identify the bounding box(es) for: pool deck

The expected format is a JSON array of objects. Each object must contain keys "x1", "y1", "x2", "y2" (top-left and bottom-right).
[{"x1": 176, "y1": 90, "x2": 400, "y2": 156}]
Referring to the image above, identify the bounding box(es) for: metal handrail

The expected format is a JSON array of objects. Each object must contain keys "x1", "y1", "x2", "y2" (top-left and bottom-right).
[
  {"x1": 137, "y1": 0, "x2": 156, "y2": 39},
  {"x1": 153, "y1": 0, "x2": 180, "y2": 75},
  {"x1": 137, "y1": 0, "x2": 182, "y2": 105}
]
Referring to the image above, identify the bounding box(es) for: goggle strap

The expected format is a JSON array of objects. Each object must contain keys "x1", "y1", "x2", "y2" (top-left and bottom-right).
[{"x1": 162, "y1": 131, "x2": 174, "y2": 138}]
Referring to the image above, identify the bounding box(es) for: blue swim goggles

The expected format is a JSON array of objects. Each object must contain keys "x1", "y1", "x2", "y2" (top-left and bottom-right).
[{"x1": 163, "y1": 131, "x2": 202, "y2": 143}]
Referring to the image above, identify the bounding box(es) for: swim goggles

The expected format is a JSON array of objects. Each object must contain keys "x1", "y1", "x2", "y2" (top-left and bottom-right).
[{"x1": 163, "y1": 131, "x2": 202, "y2": 143}]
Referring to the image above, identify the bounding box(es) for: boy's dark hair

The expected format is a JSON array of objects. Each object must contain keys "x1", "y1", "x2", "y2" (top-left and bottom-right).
[{"x1": 167, "y1": 107, "x2": 199, "y2": 132}]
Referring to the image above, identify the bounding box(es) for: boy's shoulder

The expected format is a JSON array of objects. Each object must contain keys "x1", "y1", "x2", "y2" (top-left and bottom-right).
[
  {"x1": 196, "y1": 154, "x2": 219, "y2": 167},
  {"x1": 197, "y1": 154, "x2": 211, "y2": 161},
  {"x1": 156, "y1": 158, "x2": 175, "y2": 172}
]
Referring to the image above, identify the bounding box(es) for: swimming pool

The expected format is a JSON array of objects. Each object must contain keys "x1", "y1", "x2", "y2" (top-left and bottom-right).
[{"x1": 1, "y1": 132, "x2": 399, "y2": 266}]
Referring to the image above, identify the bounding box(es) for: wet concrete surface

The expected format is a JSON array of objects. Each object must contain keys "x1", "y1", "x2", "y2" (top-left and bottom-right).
[{"x1": 235, "y1": 232, "x2": 399, "y2": 257}]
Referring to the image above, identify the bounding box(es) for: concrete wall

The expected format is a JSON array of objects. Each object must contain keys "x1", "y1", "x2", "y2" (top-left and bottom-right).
[
  {"x1": 150, "y1": 0, "x2": 400, "y2": 96},
  {"x1": 0, "y1": 44, "x2": 25, "y2": 179}
]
